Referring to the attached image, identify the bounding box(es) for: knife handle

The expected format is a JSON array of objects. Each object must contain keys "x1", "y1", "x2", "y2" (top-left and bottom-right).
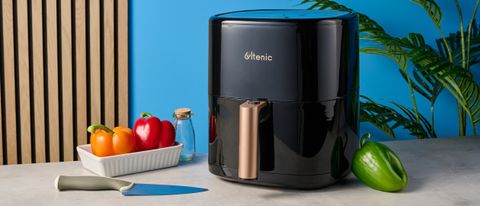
[{"x1": 55, "y1": 176, "x2": 133, "y2": 192}]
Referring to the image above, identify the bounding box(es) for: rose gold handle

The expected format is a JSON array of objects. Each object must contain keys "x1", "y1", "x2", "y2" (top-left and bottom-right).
[{"x1": 238, "y1": 100, "x2": 267, "y2": 180}]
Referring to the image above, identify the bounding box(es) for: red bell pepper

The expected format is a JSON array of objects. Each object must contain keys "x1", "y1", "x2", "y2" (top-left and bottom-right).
[
  {"x1": 159, "y1": 120, "x2": 175, "y2": 148},
  {"x1": 133, "y1": 112, "x2": 163, "y2": 151}
]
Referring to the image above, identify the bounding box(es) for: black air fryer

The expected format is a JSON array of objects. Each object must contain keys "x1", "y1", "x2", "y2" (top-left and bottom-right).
[{"x1": 208, "y1": 9, "x2": 359, "y2": 189}]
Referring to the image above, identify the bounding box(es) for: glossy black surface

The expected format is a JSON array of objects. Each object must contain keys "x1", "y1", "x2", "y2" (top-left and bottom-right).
[
  {"x1": 208, "y1": 97, "x2": 358, "y2": 188},
  {"x1": 214, "y1": 10, "x2": 353, "y2": 20},
  {"x1": 209, "y1": 10, "x2": 359, "y2": 102},
  {"x1": 208, "y1": 10, "x2": 359, "y2": 189}
]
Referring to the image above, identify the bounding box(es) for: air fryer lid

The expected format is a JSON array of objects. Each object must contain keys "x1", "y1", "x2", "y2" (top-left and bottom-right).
[
  {"x1": 213, "y1": 9, "x2": 354, "y2": 20},
  {"x1": 209, "y1": 10, "x2": 358, "y2": 102}
]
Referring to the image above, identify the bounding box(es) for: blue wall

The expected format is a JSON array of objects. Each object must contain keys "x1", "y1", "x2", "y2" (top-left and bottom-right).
[{"x1": 130, "y1": 0, "x2": 476, "y2": 153}]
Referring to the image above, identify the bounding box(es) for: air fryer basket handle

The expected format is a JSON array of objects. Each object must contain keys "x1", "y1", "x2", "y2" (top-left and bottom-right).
[{"x1": 238, "y1": 100, "x2": 267, "y2": 179}]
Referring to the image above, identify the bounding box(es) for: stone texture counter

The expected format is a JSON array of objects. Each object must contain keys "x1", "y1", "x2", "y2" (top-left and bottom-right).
[{"x1": 1, "y1": 138, "x2": 479, "y2": 206}]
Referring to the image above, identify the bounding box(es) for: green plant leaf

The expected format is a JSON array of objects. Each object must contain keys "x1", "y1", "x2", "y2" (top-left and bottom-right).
[
  {"x1": 360, "y1": 96, "x2": 435, "y2": 139},
  {"x1": 303, "y1": 0, "x2": 431, "y2": 95},
  {"x1": 412, "y1": 69, "x2": 442, "y2": 103},
  {"x1": 407, "y1": 39, "x2": 480, "y2": 133},
  {"x1": 410, "y1": 0, "x2": 443, "y2": 27},
  {"x1": 359, "y1": 97, "x2": 397, "y2": 139},
  {"x1": 436, "y1": 20, "x2": 480, "y2": 67},
  {"x1": 468, "y1": 20, "x2": 480, "y2": 66},
  {"x1": 390, "y1": 102, "x2": 437, "y2": 138},
  {"x1": 304, "y1": 0, "x2": 480, "y2": 136}
]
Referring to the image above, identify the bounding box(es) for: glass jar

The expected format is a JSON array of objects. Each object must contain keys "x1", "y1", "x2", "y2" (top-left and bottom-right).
[{"x1": 173, "y1": 108, "x2": 195, "y2": 161}]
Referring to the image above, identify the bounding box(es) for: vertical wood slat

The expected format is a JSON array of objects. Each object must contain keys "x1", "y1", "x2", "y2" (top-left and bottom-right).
[
  {"x1": 1, "y1": 0, "x2": 128, "y2": 164},
  {"x1": 104, "y1": 0, "x2": 115, "y2": 129},
  {"x1": 61, "y1": 0, "x2": 74, "y2": 161},
  {"x1": 17, "y1": 0, "x2": 32, "y2": 164},
  {"x1": 75, "y1": 0, "x2": 87, "y2": 146},
  {"x1": 46, "y1": 0, "x2": 60, "y2": 162},
  {"x1": 118, "y1": 0, "x2": 128, "y2": 127},
  {"x1": 0, "y1": 0, "x2": 4, "y2": 165},
  {"x1": 32, "y1": 0, "x2": 46, "y2": 163},
  {"x1": 90, "y1": 0, "x2": 101, "y2": 134},
  {"x1": 2, "y1": 0, "x2": 18, "y2": 164}
]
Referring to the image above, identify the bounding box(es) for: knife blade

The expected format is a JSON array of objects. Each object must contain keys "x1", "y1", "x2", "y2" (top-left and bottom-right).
[{"x1": 55, "y1": 175, "x2": 207, "y2": 196}]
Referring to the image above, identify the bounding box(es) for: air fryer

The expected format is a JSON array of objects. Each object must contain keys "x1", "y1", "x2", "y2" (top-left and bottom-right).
[{"x1": 208, "y1": 9, "x2": 359, "y2": 189}]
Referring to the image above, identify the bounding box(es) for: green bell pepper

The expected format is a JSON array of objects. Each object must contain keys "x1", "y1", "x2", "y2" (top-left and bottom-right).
[{"x1": 352, "y1": 134, "x2": 408, "y2": 192}]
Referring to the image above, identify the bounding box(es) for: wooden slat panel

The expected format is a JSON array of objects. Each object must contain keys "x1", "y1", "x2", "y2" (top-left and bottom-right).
[
  {"x1": 75, "y1": 0, "x2": 87, "y2": 146},
  {"x1": 46, "y1": 0, "x2": 60, "y2": 162},
  {"x1": 104, "y1": 0, "x2": 115, "y2": 129},
  {"x1": 90, "y1": 0, "x2": 101, "y2": 129},
  {"x1": 61, "y1": 0, "x2": 74, "y2": 161},
  {"x1": 0, "y1": 0, "x2": 3, "y2": 165},
  {"x1": 118, "y1": 0, "x2": 128, "y2": 127},
  {"x1": 0, "y1": 0, "x2": 128, "y2": 164},
  {"x1": 2, "y1": 0, "x2": 18, "y2": 164},
  {"x1": 17, "y1": 0, "x2": 32, "y2": 164},
  {"x1": 32, "y1": 0, "x2": 46, "y2": 163}
]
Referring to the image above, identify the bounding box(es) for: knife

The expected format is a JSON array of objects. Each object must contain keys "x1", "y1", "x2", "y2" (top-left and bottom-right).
[{"x1": 55, "y1": 175, "x2": 207, "y2": 196}]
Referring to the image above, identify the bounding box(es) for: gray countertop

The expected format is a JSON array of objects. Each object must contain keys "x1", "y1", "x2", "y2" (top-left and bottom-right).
[{"x1": 1, "y1": 138, "x2": 480, "y2": 206}]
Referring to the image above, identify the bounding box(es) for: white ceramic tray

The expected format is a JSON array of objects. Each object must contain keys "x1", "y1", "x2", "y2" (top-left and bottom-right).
[{"x1": 77, "y1": 143, "x2": 183, "y2": 177}]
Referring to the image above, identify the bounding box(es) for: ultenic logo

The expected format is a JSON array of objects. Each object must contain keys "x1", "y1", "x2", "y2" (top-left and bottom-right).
[{"x1": 244, "y1": 51, "x2": 273, "y2": 62}]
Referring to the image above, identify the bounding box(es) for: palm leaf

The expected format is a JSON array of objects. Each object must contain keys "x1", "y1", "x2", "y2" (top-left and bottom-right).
[
  {"x1": 410, "y1": 0, "x2": 443, "y2": 27},
  {"x1": 401, "y1": 33, "x2": 445, "y2": 101},
  {"x1": 469, "y1": 36, "x2": 480, "y2": 66},
  {"x1": 468, "y1": 21, "x2": 480, "y2": 66},
  {"x1": 436, "y1": 20, "x2": 480, "y2": 67},
  {"x1": 360, "y1": 96, "x2": 435, "y2": 138},
  {"x1": 404, "y1": 34, "x2": 479, "y2": 131},
  {"x1": 390, "y1": 102, "x2": 437, "y2": 138},
  {"x1": 412, "y1": 69, "x2": 442, "y2": 103},
  {"x1": 359, "y1": 97, "x2": 397, "y2": 139},
  {"x1": 303, "y1": 0, "x2": 434, "y2": 101},
  {"x1": 303, "y1": 0, "x2": 404, "y2": 57},
  {"x1": 305, "y1": 0, "x2": 480, "y2": 135},
  {"x1": 408, "y1": 45, "x2": 469, "y2": 78},
  {"x1": 407, "y1": 39, "x2": 480, "y2": 131}
]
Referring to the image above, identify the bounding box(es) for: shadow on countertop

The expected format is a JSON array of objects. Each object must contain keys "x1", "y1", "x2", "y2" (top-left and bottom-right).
[{"x1": 240, "y1": 173, "x2": 424, "y2": 199}]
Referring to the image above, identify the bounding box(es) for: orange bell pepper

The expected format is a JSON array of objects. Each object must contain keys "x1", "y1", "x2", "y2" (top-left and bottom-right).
[{"x1": 87, "y1": 124, "x2": 136, "y2": 157}]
